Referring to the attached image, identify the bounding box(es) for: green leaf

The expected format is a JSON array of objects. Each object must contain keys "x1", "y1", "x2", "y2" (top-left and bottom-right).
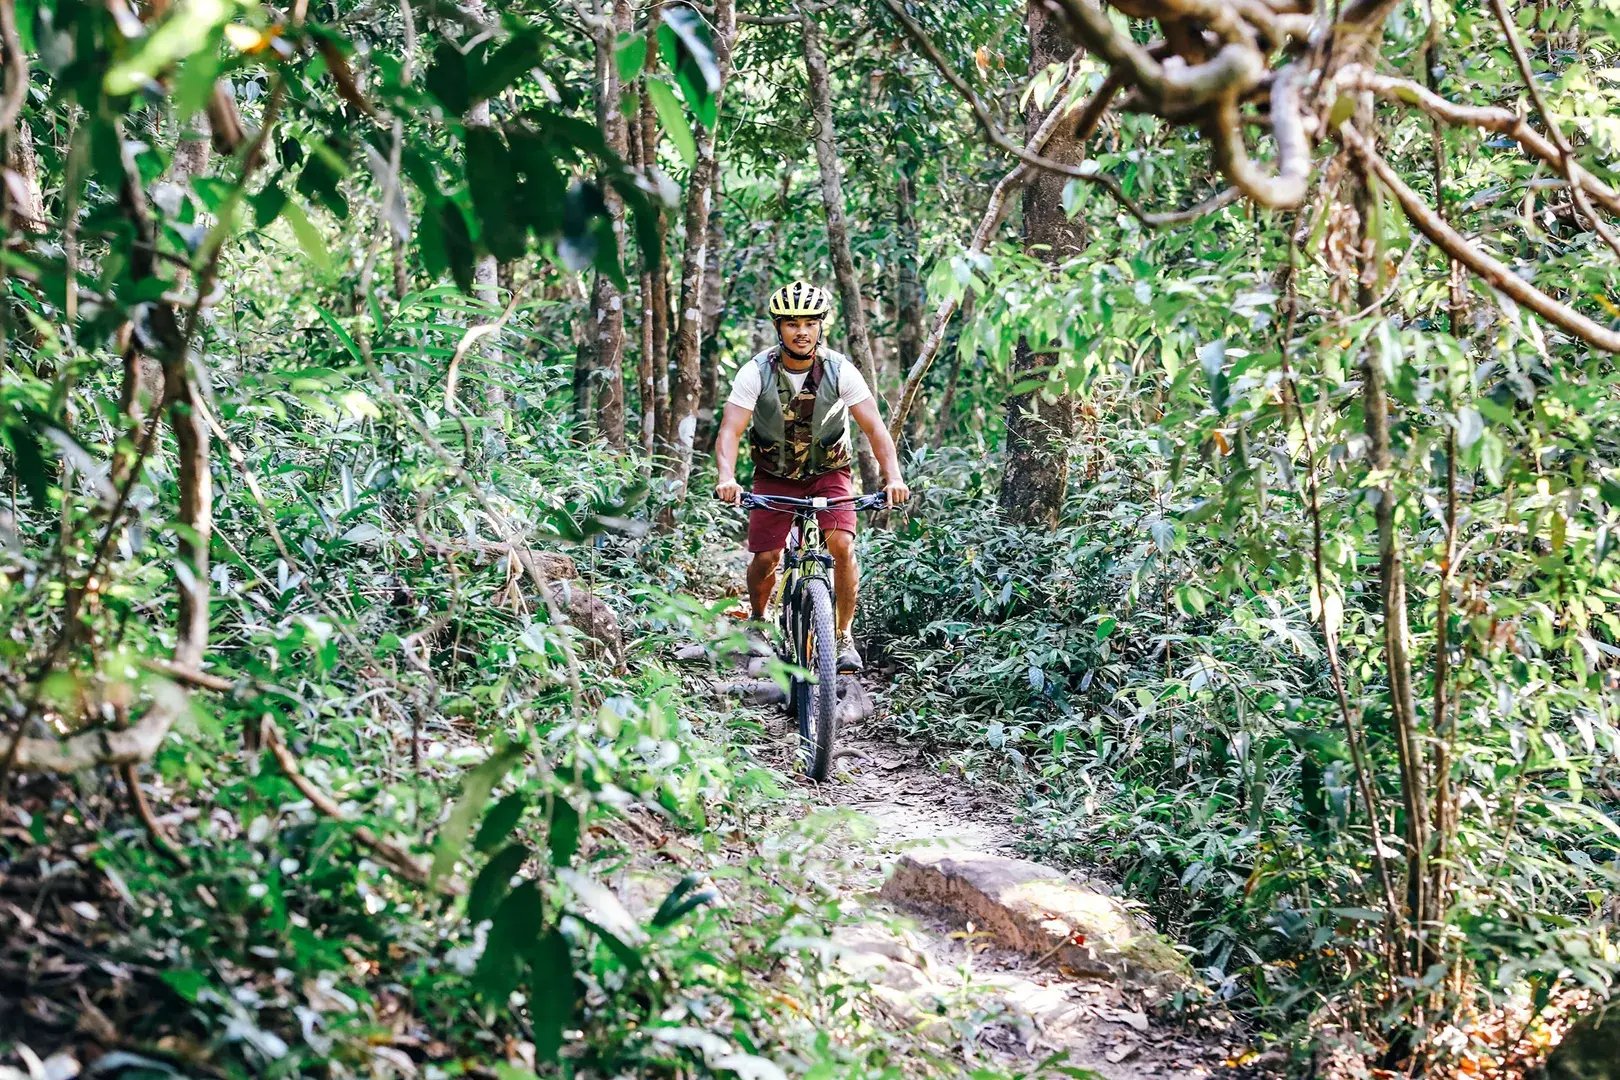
[
  {"x1": 425, "y1": 41, "x2": 470, "y2": 115},
  {"x1": 468, "y1": 32, "x2": 544, "y2": 102},
  {"x1": 652, "y1": 872, "x2": 718, "y2": 927},
  {"x1": 159, "y1": 967, "x2": 209, "y2": 1004},
  {"x1": 465, "y1": 127, "x2": 525, "y2": 261},
  {"x1": 645, "y1": 78, "x2": 696, "y2": 169},
  {"x1": 281, "y1": 199, "x2": 330, "y2": 270},
  {"x1": 315, "y1": 306, "x2": 362, "y2": 363},
  {"x1": 434, "y1": 199, "x2": 477, "y2": 293},
  {"x1": 547, "y1": 798, "x2": 580, "y2": 866},
  {"x1": 557, "y1": 867, "x2": 647, "y2": 965},
  {"x1": 525, "y1": 929, "x2": 575, "y2": 1063},
  {"x1": 1094, "y1": 616, "x2": 1117, "y2": 642},
  {"x1": 250, "y1": 178, "x2": 289, "y2": 228},
  {"x1": 467, "y1": 843, "x2": 528, "y2": 923},
  {"x1": 476, "y1": 792, "x2": 528, "y2": 854},
  {"x1": 659, "y1": 6, "x2": 719, "y2": 129},
  {"x1": 615, "y1": 32, "x2": 648, "y2": 82},
  {"x1": 432, "y1": 744, "x2": 522, "y2": 885},
  {"x1": 1, "y1": 410, "x2": 51, "y2": 506},
  {"x1": 104, "y1": 0, "x2": 232, "y2": 96},
  {"x1": 475, "y1": 880, "x2": 543, "y2": 999}
]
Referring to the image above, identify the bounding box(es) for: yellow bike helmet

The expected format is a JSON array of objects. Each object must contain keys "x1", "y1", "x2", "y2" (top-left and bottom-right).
[{"x1": 768, "y1": 280, "x2": 834, "y2": 320}]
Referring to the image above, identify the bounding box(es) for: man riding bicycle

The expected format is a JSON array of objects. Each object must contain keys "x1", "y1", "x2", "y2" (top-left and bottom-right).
[{"x1": 714, "y1": 280, "x2": 911, "y2": 673}]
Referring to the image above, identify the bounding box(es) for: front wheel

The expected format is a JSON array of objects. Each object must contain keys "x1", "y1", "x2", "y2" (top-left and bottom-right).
[{"x1": 794, "y1": 576, "x2": 839, "y2": 781}]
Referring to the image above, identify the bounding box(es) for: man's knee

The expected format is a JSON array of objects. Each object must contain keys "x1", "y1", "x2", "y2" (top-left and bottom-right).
[
  {"x1": 750, "y1": 549, "x2": 783, "y2": 575},
  {"x1": 826, "y1": 530, "x2": 856, "y2": 563}
]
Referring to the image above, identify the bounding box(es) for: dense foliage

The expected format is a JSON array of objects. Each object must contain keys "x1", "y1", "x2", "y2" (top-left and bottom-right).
[{"x1": 5, "y1": 0, "x2": 1620, "y2": 1075}]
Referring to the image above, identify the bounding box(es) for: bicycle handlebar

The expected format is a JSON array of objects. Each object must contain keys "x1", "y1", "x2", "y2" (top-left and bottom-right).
[{"x1": 733, "y1": 491, "x2": 888, "y2": 512}]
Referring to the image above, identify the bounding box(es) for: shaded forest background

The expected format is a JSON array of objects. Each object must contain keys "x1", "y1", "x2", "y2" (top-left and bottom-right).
[{"x1": 4, "y1": 0, "x2": 1620, "y2": 1076}]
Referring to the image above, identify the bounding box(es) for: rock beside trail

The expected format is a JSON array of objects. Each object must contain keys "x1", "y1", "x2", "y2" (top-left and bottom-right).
[
  {"x1": 544, "y1": 580, "x2": 624, "y2": 668},
  {"x1": 837, "y1": 677, "x2": 875, "y2": 723},
  {"x1": 880, "y1": 850, "x2": 1191, "y2": 993},
  {"x1": 719, "y1": 679, "x2": 789, "y2": 706},
  {"x1": 1542, "y1": 1000, "x2": 1620, "y2": 1079}
]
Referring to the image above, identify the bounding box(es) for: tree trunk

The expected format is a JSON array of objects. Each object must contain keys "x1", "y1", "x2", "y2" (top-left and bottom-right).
[
  {"x1": 697, "y1": 209, "x2": 725, "y2": 446},
  {"x1": 896, "y1": 157, "x2": 925, "y2": 447},
  {"x1": 800, "y1": 9, "x2": 881, "y2": 492},
  {"x1": 750, "y1": 168, "x2": 794, "y2": 355},
  {"x1": 641, "y1": 1, "x2": 672, "y2": 458},
  {"x1": 1353, "y1": 154, "x2": 1430, "y2": 980},
  {"x1": 586, "y1": 0, "x2": 631, "y2": 450},
  {"x1": 998, "y1": 0, "x2": 1084, "y2": 528},
  {"x1": 658, "y1": 0, "x2": 736, "y2": 497}
]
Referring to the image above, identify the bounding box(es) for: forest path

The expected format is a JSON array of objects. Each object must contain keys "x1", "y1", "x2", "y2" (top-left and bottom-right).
[
  {"x1": 706, "y1": 652, "x2": 1243, "y2": 1079},
  {"x1": 819, "y1": 713, "x2": 1234, "y2": 1079}
]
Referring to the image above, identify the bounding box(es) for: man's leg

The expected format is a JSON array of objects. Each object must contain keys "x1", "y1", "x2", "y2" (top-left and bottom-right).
[
  {"x1": 747, "y1": 549, "x2": 783, "y2": 622},
  {"x1": 826, "y1": 529, "x2": 858, "y2": 638}
]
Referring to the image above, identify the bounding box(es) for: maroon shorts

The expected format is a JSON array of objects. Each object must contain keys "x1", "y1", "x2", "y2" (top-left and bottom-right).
[{"x1": 747, "y1": 469, "x2": 857, "y2": 552}]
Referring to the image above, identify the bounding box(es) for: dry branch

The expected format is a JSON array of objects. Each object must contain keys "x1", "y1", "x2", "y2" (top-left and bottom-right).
[
  {"x1": 262, "y1": 718, "x2": 456, "y2": 894},
  {"x1": 889, "y1": 65, "x2": 1097, "y2": 438}
]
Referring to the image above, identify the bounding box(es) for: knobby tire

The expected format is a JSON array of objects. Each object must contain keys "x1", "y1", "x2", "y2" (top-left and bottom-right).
[{"x1": 796, "y1": 576, "x2": 838, "y2": 781}]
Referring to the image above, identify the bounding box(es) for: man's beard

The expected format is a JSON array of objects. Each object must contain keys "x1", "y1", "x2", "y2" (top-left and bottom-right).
[{"x1": 779, "y1": 335, "x2": 817, "y2": 363}]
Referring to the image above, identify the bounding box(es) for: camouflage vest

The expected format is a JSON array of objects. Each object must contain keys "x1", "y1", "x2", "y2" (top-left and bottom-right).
[{"x1": 747, "y1": 347, "x2": 854, "y2": 481}]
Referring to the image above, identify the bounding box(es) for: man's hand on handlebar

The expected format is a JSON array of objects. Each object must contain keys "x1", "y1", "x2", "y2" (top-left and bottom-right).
[
  {"x1": 883, "y1": 476, "x2": 912, "y2": 507},
  {"x1": 715, "y1": 478, "x2": 744, "y2": 504}
]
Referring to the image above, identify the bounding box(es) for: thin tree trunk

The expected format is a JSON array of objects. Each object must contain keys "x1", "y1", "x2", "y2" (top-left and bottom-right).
[
  {"x1": 1352, "y1": 153, "x2": 1429, "y2": 981},
  {"x1": 697, "y1": 209, "x2": 725, "y2": 446},
  {"x1": 642, "y1": 0, "x2": 672, "y2": 456},
  {"x1": 998, "y1": 0, "x2": 1083, "y2": 528},
  {"x1": 658, "y1": 0, "x2": 736, "y2": 497},
  {"x1": 929, "y1": 292, "x2": 975, "y2": 451},
  {"x1": 896, "y1": 157, "x2": 925, "y2": 446},
  {"x1": 800, "y1": 8, "x2": 881, "y2": 492},
  {"x1": 629, "y1": 111, "x2": 658, "y2": 459},
  {"x1": 588, "y1": 0, "x2": 632, "y2": 449},
  {"x1": 751, "y1": 168, "x2": 794, "y2": 355},
  {"x1": 171, "y1": 113, "x2": 210, "y2": 182}
]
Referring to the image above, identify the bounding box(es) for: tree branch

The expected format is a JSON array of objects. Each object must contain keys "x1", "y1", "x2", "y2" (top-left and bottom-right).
[
  {"x1": 262, "y1": 717, "x2": 457, "y2": 894},
  {"x1": 1337, "y1": 65, "x2": 1620, "y2": 219},
  {"x1": 1340, "y1": 124, "x2": 1620, "y2": 353},
  {"x1": 1486, "y1": 0, "x2": 1620, "y2": 258},
  {"x1": 878, "y1": 0, "x2": 1159, "y2": 224},
  {"x1": 889, "y1": 66, "x2": 1096, "y2": 438},
  {"x1": 1203, "y1": 62, "x2": 1309, "y2": 209}
]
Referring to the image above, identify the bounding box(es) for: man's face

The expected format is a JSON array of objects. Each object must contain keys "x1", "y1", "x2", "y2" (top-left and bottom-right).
[{"x1": 777, "y1": 316, "x2": 821, "y2": 357}]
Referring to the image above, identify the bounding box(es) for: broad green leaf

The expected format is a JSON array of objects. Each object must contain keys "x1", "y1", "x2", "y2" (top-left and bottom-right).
[
  {"x1": 476, "y1": 792, "x2": 528, "y2": 853},
  {"x1": 104, "y1": 0, "x2": 231, "y2": 95},
  {"x1": 281, "y1": 199, "x2": 330, "y2": 270},
  {"x1": 432, "y1": 744, "x2": 522, "y2": 885},
  {"x1": 467, "y1": 843, "x2": 529, "y2": 923},
  {"x1": 526, "y1": 929, "x2": 575, "y2": 1063},
  {"x1": 645, "y1": 77, "x2": 696, "y2": 169},
  {"x1": 547, "y1": 798, "x2": 580, "y2": 866}
]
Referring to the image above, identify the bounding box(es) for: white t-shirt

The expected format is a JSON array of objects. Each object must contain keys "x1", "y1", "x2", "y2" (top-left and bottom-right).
[{"x1": 725, "y1": 352, "x2": 872, "y2": 413}]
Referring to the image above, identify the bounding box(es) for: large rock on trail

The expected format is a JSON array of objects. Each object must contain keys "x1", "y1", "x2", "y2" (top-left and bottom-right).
[{"x1": 880, "y1": 849, "x2": 1191, "y2": 992}]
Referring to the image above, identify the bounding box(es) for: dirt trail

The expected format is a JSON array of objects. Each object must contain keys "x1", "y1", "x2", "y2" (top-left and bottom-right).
[
  {"x1": 827, "y1": 713, "x2": 1235, "y2": 1078},
  {"x1": 707, "y1": 657, "x2": 1243, "y2": 1079}
]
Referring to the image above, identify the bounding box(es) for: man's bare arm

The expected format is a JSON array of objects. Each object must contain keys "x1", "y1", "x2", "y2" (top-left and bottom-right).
[
  {"x1": 850, "y1": 399, "x2": 911, "y2": 505},
  {"x1": 714, "y1": 403, "x2": 752, "y2": 502}
]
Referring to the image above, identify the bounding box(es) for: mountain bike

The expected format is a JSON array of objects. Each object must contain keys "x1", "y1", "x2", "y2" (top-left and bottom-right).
[{"x1": 737, "y1": 491, "x2": 887, "y2": 781}]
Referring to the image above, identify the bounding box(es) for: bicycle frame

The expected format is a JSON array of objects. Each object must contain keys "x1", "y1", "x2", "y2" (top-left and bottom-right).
[
  {"x1": 732, "y1": 490, "x2": 886, "y2": 779},
  {"x1": 740, "y1": 493, "x2": 883, "y2": 633}
]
